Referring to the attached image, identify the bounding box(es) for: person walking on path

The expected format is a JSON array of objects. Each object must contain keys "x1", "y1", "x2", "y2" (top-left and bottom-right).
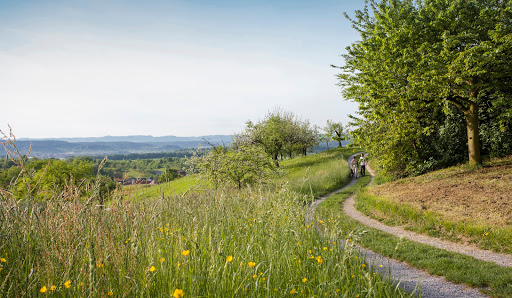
[
  {"x1": 351, "y1": 156, "x2": 359, "y2": 179},
  {"x1": 359, "y1": 153, "x2": 366, "y2": 176}
]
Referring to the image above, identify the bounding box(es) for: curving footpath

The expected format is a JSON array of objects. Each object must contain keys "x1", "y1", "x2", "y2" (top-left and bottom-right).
[
  {"x1": 344, "y1": 155, "x2": 512, "y2": 269},
  {"x1": 311, "y1": 153, "x2": 490, "y2": 298}
]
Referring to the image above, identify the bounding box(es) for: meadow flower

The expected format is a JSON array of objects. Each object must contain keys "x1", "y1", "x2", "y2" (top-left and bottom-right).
[
  {"x1": 362, "y1": 264, "x2": 366, "y2": 268},
  {"x1": 262, "y1": 277, "x2": 266, "y2": 281},
  {"x1": 379, "y1": 264, "x2": 383, "y2": 268},
  {"x1": 64, "y1": 280, "x2": 71, "y2": 289},
  {"x1": 323, "y1": 247, "x2": 328, "y2": 251},
  {"x1": 318, "y1": 220, "x2": 324, "y2": 224},
  {"x1": 160, "y1": 257, "x2": 165, "y2": 263},
  {"x1": 177, "y1": 263, "x2": 181, "y2": 268},
  {"x1": 0, "y1": 258, "x2": 6, "y2": 263},
  {"x1": 108, "y1": 291, "x2": 114, "y2": 296},
  {"x1": 253, "y1": 274, "x2": 257, "y2": 278},
  {"x1": 226, "y1": 255, "x2": 233, "y2": 262},
  {"x1": 336, "y1": 289, "x2": 340, "y2": 293},
  {"x1": 150, "y1": 266, "x2": 156, "y2": 272},
  {"x1": 97, "y1": 263, "x2": 104, "y2": 269},
  {"x1": 315, "y1": 256, "x2": 323, "y2": 264},
  {"x1": 308, "y1": 250, "x2": 312, "y2": 254},
  {"x1": 173, "y1": 289, "x2": 184, "y2": 298},
  {"x1": 182, "y1": 250, "x2": 190, "y2": 256},
  {"x1": 302, "y1": 278, "x2": 307, "y2": 283},
  {"x1": 290, "y1": 289, "x2": 296, "y2": 294},
  {"x1": 50, "y1": 286, "x2": 56, "y2": 291},
  {"x1": 484, "y1": 232, "x2": 489, "y2": 236},
  {"x1": 40, "y1": 286, "x2": 47, "y2": 293},
  {"x1": 248, "y1": 261, "x2": 256, "y2": 268}
]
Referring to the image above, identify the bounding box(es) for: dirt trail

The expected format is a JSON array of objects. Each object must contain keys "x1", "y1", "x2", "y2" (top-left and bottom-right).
[
  {"x1": 344, "y1": 155, "x2": 512, "y2": 268},
  {"x1": 311, "y1": 153, "x2": 488, "y2": 298}
]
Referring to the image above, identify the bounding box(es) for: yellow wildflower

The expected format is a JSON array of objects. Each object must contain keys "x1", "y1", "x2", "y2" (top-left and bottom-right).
[
  {"x1": 306, "y1": 225, "x2": 310, "y2": 229},
  {"x1": 64, "y1": 280, "x2": 71, "y2": 289},
  {"x1": 308, "y1": 250, "x2": 312, "y2": 254},
  {"x1": 362, "y1": 264, "x2": 366, "y2": 268},
  {"x1": 226, "y1": 255, "x2": 233, "y2": 262},
  {"x1": 150, "y1": 266, "x2": 156, "y2": 272},
  {"x1": 177, "y1": 263, "x2": 181, "y2": 268},
  {"x1": 336, "y1": 289, "x2": 340, "y2": 293},
  {"x1": 290, "y1": 289, "x2": 296, "y2": 294},
  {"x1": 302, "y1": 278, "x2": 307, "y2": 283},
  {"x1": 248, "y1": 261, "x2": 256, "y2": 268},
  {"x1": 50, "y1": 286, "x2": 56, "y2": 291},
  {"x1": 97, "y1": 263, "x2": 103, "y2": 269},
  {"x1": 262, "y1": 277, "x2": 266, "y2": 281},
  {"x1": 0, "y1": 258, "x2": 6, "y2": 263},
  {"x1": 296, "y1": 242, "x2": 300, "y2": 246},
  {"x1": 318, "y1": 220, "x2": 324, "y2": 224},
  {"x1": 315, "y1": 256, "x2": 323, "y2": 264},
  {"x1": 160, "y1": 257, "x2": 165, "y2": 263},
  {"x1": 379, "y1": 264, "x2": 383, "y2": 268},
  {"x1": 80, "y1": 282, "x2": 84, "y2": 287},
  {"x1": 108, "y1": 291, "x2": 113, "y2": 296},
  {"x1": 253, "y1": 274, "x2": 257, "y2": 278},
  {"x1": 323, "y1": 247, "x2": 328, "y2": 251},
  {"x1": 40, "y1": 286, "x2": 47, "y2": 293},
  {"x1": 173, "y1": 289, "x2": 184, "y2": 298},
  {"x1": 182, "y1": 250, "x2": 190, "y2": 256}
]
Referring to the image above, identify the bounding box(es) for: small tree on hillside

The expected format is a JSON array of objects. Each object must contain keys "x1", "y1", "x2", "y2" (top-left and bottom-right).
[
  {"x1": 186, "y1": 144, "x2": 277, "y2": 189},
  {"x1": 324, "y1": 120, "x2": 345, "y2": 148}
]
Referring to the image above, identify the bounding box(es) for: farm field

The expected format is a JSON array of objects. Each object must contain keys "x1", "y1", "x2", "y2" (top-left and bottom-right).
[{"x1": 0, "y1": 148, "x2": 411, "y2": 297}]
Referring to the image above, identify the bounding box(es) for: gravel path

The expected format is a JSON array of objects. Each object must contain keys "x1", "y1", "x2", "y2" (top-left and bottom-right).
[
  {"x1": 344, "y1": 155, "x2": 512, "y2": 268},
  {"x1": 310, "y1": 153, "x2": 488, "y2": 298}
]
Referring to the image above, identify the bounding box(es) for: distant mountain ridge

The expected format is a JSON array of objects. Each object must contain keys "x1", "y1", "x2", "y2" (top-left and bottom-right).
[
  {"x1": 13, "y1": 135, "x2": 233, "y2": 158},
  {"x1": 20, "y1": 135, "x2": 233, "y2": 143}
]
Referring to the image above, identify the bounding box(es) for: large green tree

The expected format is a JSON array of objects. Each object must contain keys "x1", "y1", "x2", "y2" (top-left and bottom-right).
[
  {"x1": 337, "y1": 0, "x2": 512, "y2": 166},
  {"x1": 235, "y1": 109, "x2": 318, "y2": 166}
]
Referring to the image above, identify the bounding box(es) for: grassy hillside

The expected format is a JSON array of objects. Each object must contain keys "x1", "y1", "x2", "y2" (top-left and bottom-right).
[
  {"x1": 357, "y1": 155, "x2": 512, "y2": 254},
  {"x1": 316, "y1": 176, "x2": 512, "y2": 298},
  {"x1": 131, "y1": 148, "x2": 355, "y2": 201},
  {"x1": 1, "y1": 146, "x2": 413, "y2": 297}
]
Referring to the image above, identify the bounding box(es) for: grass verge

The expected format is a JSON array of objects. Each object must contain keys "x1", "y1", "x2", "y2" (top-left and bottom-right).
[{"x1": 316, "y1": 176, "x2": 512, "y2": 298}]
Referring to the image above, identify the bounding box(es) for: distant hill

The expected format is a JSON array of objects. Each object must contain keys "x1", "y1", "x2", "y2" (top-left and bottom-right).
[
  {"x1": 12, "y1": 135, "x2": 232, "y2": 158},
  {"x1": 20, "y1": 135, "x2": 233, "y2": 143}
]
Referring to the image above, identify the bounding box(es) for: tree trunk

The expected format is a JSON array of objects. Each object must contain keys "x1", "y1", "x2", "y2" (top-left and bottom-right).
[
  {"x1": 338, "y1": 141, "x2": 342, "y2": 147},
  {"x1": 273, "y1": 154, "x2": 280, "y2": 167},
  {"x1": 464, "y1": 102, "x2": 482, "y2": 165}
]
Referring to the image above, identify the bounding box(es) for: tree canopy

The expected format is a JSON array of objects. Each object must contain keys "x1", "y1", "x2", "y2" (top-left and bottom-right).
[{"x1": 337, "y1": 0, "x2": 512, "y2": 175}]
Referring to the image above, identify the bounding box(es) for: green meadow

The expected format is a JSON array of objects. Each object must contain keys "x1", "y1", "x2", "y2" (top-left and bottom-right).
[{"x1": 0, "y1": 148, "x2": 412, "y2": 297}]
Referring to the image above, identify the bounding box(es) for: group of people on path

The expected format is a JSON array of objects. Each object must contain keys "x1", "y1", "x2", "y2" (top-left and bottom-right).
[{"x1": 351, "y1": 153, "x2": 366, "y2": 179}]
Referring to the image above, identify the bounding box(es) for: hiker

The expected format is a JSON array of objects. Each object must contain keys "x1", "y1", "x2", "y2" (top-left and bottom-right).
[
  {"x1": 351, "y1": 157, "x2": 358, "y2": 179},
  {"x1": 359, "y1": 153, "x2": 366, "y2": 176}
]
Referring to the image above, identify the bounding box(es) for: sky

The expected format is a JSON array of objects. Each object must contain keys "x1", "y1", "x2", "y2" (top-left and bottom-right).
[{"x1": 1, "y1": 0, "x2": 363, "y2": 138}]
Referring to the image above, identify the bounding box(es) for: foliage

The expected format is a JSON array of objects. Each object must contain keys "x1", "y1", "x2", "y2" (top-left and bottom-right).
[
  {"x1": 157, "y1": 168, "x2": 180, "y2": 183},
  {"x1": 337, "y1": 0, "x2": 512, "y2": 174},
  {"x1": 234, "y1": 108, "x2": 318, "y2": 166},
  {"x1": 323, "y1": 120, "x2": 346, "y2": 148},
  {"x1": 187, "y1": 144, "x2": 278, "y2": 189}
]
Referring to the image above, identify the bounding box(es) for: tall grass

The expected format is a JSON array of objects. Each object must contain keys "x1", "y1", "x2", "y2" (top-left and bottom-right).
[
  {"x1": 0, "y1": 135, "x2": 408, "y2": 296},
  {"x1": 0, "y1": 184, "x2": 410, "y2": 297}
]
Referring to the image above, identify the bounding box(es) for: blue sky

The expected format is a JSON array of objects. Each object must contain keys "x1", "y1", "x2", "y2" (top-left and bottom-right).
[{"x1": 1, "y1": 0, "x2": 363, "y2": 138}]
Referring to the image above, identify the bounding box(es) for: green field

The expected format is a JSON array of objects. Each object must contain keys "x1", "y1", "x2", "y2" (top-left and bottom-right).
[{"x1": 0, "y1": 148, "x2": 412, "y2": 297}]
